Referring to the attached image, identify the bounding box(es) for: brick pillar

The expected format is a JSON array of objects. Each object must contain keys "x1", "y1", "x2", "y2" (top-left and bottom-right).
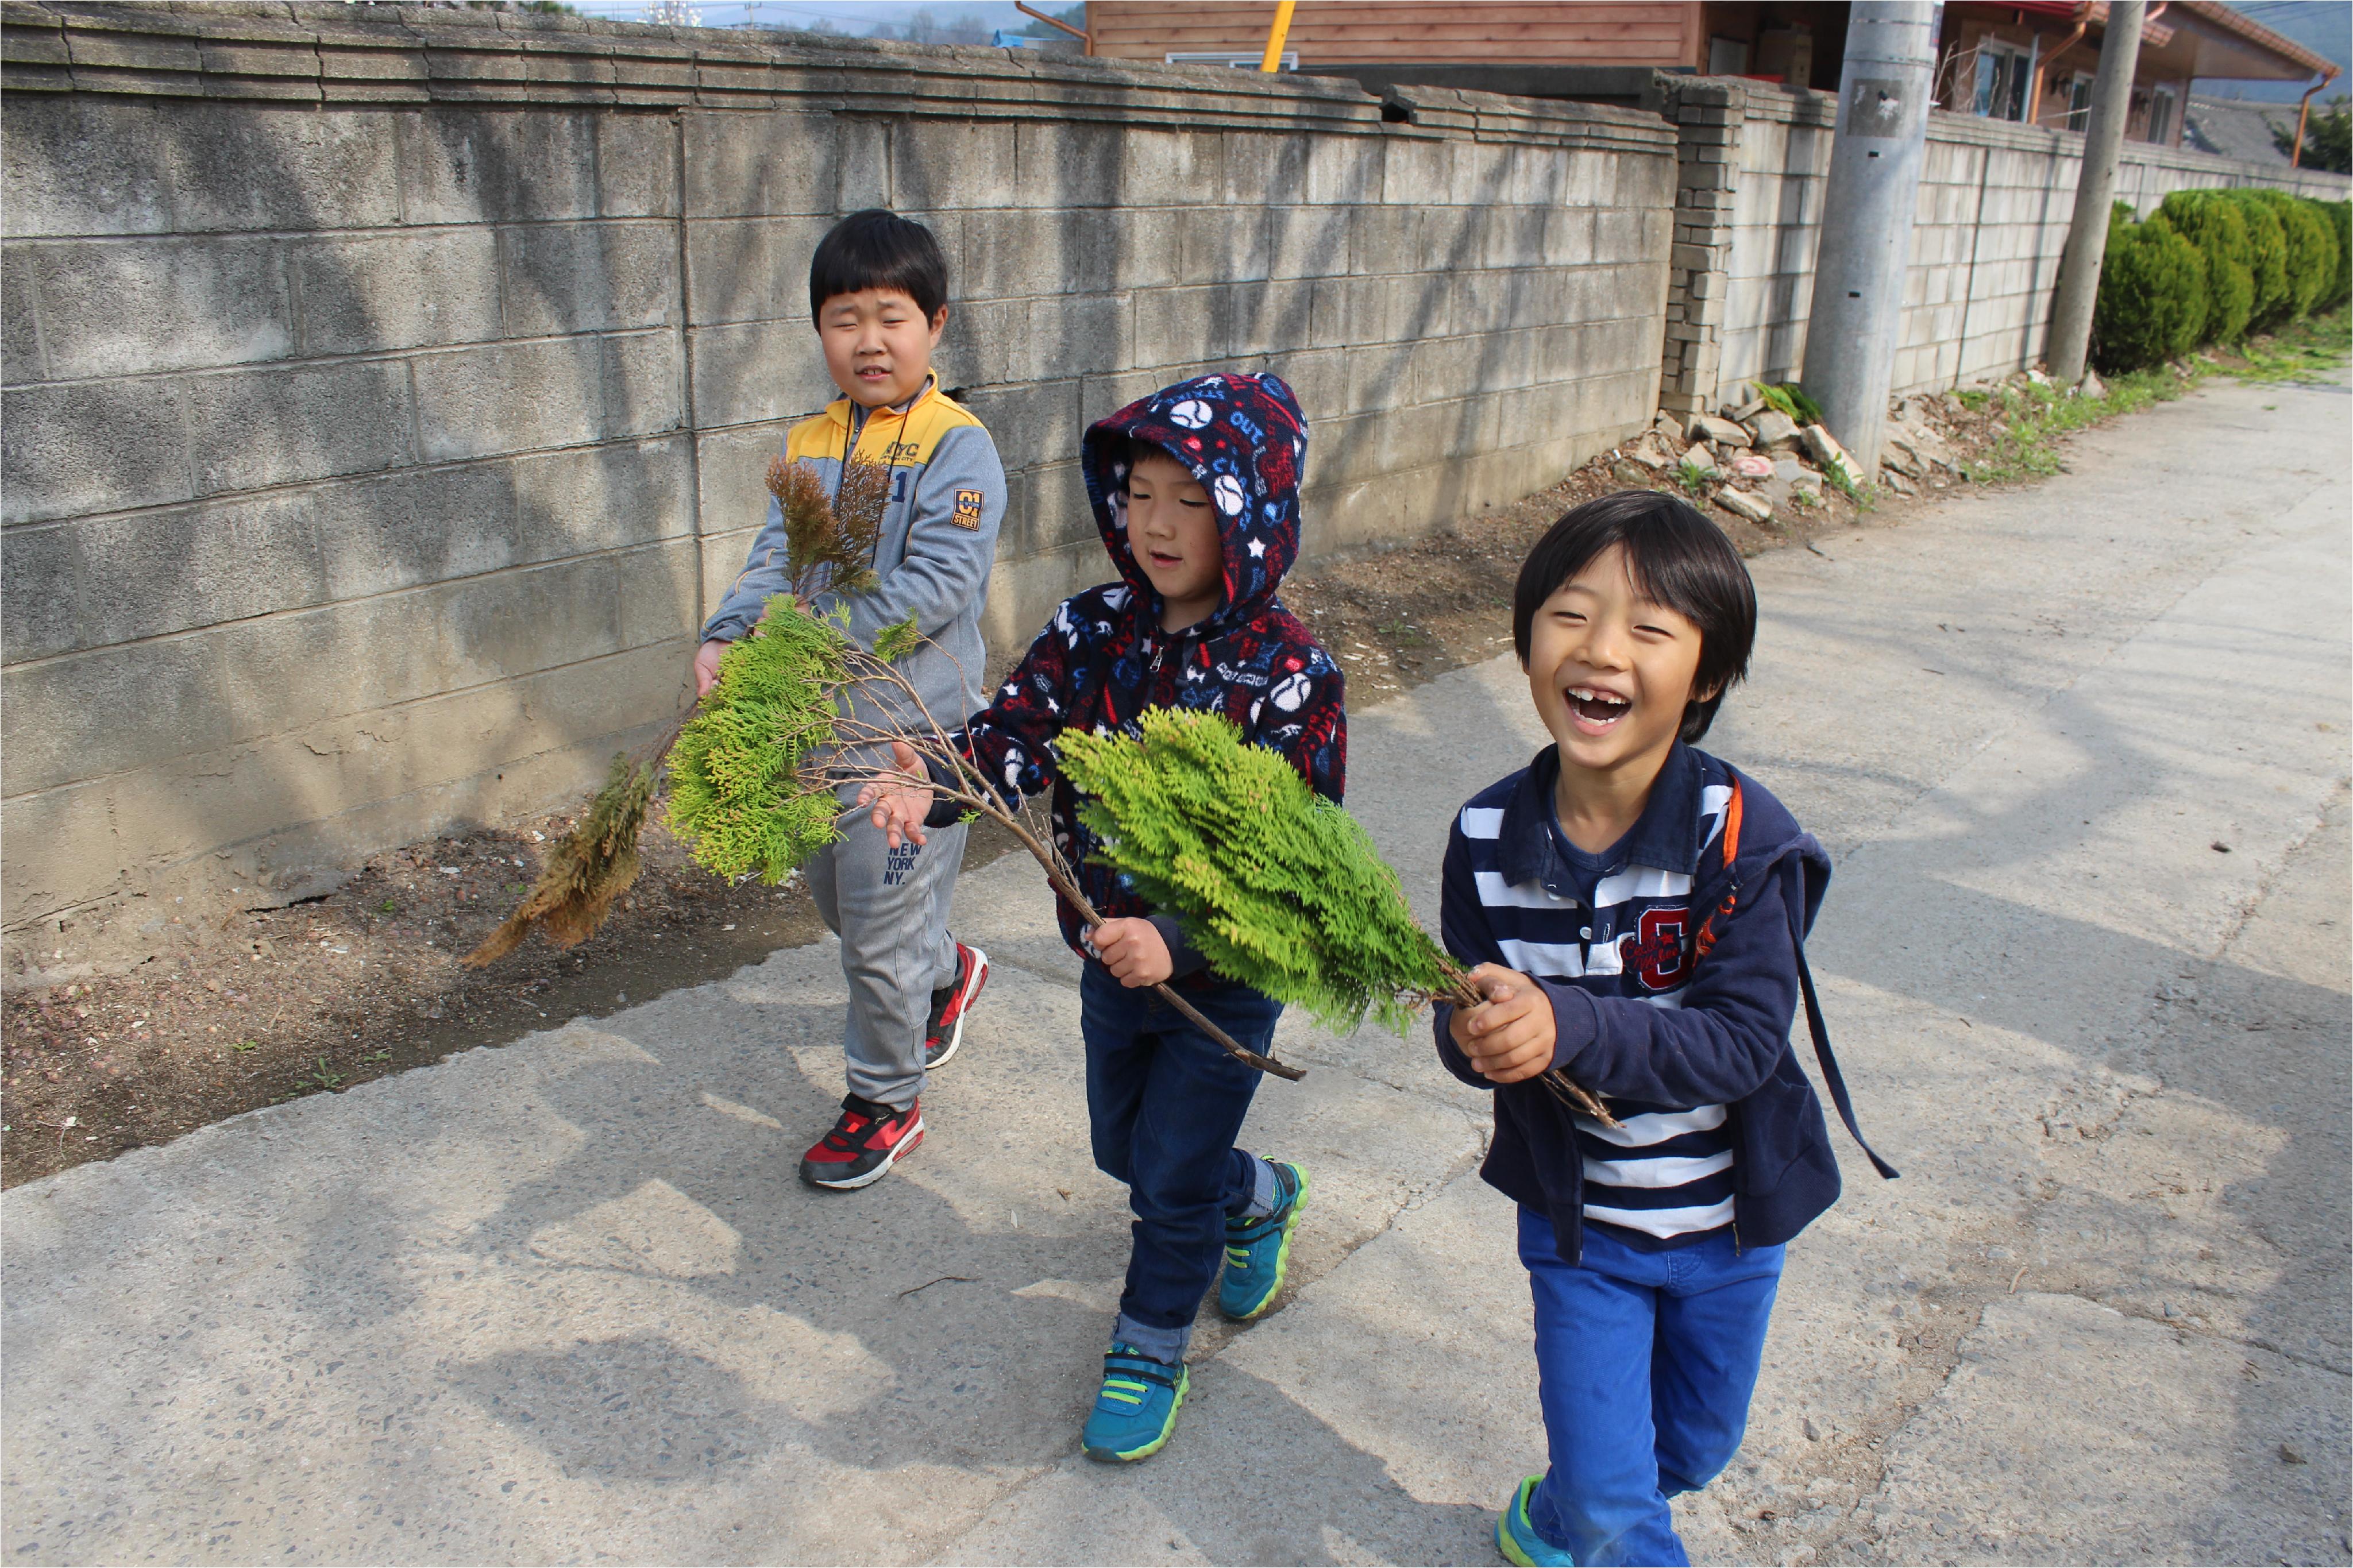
[{"x1": 1653, "y1": 81, "x2": 1743, "y2": 418}]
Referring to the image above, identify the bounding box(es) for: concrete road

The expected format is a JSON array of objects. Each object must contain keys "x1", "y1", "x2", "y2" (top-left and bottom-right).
[{"x1": 5, "y1": 373, "x2": 2347, "y2": 1566}]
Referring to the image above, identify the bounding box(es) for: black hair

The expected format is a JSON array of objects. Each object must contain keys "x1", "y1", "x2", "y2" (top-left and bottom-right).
[
  {"x1": 807, "y1": 209, "x2": 949, "y2": 322},
  {"x1": 1511, "y1": 490, "x2": 1757, "y2": 743}
]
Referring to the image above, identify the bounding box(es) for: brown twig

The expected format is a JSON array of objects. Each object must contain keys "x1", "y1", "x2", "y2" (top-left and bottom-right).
[{"x1": 1432, "y1": 962, "x2": 1618, "y2": 1126}]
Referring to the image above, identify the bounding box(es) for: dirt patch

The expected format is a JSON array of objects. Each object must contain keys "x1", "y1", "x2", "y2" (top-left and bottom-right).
[{"x1": 1, "y1": 395, "x2": 2015, "y2": 1188}]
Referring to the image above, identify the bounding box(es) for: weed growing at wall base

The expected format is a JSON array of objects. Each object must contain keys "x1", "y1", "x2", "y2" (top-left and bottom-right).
[
  {"x1": 2216, "y1": 308, "x2": 2352, "y2": 384},
  {"x1": 1962, "y1": 366, "x2": 2196, "y2": 484}
]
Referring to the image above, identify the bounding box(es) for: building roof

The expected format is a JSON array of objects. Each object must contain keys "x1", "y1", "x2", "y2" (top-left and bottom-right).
[{"x1": 2182, "y1": 93, "x2": 2298, "y2": 162}]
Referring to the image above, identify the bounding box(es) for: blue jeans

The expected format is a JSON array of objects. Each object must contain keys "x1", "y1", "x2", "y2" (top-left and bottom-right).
[
  {"x1": 1519, "y1": 1207, "x2": 1785, "y2": 1567},
  {"x1": 1079, "y1": 963, "x2": 1279, "y2": 1364}
]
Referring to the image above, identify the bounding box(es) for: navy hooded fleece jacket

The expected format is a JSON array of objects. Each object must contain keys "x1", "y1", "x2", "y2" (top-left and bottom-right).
[{"x1": 928, "y1": 371, "x2": 1347, "y2": 976}]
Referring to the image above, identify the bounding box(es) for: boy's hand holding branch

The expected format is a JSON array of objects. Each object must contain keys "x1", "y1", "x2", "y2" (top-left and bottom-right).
[
  {"x1": 1449, "y1": 963, "x2": 1556, "y2": 1084},
  {"x1": 858, "y1": 740, "x2": 1175, "y2": 988}
]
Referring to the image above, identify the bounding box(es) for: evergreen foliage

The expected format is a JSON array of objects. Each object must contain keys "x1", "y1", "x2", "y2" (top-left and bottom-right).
[
  {"x1": 2273, "y1": 96, "x2": 2351, "y2": 175},
  {"x1": 465, "y1": 751, "x2": 655, "y2": 965},
  {"x1": 2222, "y1": 190, "x2": 2293, "y2": 327},
  {"x1": 2157, "y1": 190, "x2": 2255, "y2": 345},
  {"x1": 664, "y1": 594, "x2": 854, "y2": 885},
  {"x1": 1757, "y1": 382, "x2": 1824, "y2": 427},
  {"x1": 2092, "y1": 204, "x2": 2207, "y2": 373},
  {"x1": 1058, "y1": 709, "x2": 1458, "y2": 1036},
  {"x1": 766, "y1": 455, "x2": 890, "y2": 597},
  {"x1": 2320, "y1": 201, "x2": 2353, "y2": 310},
  {"x1": 2250, "y1": 189, "x2": 2337, "y2": 319}
]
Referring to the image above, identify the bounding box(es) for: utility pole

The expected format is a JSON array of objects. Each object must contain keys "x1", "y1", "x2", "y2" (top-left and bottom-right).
[
  {"x1": 2047, "y1": 2, "x2": 2147, "y2": 386},
  {"x1": 1799, "y1": 3, "x2": 1939, "y2": 481}
]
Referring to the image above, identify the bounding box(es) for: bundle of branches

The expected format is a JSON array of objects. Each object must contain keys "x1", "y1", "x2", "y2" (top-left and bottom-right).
[
  {"x1": 466, "y1": 457, "x2": 890, "y2": 966},
  {"x1": 1058, "y1": 708, "x2": 1614, "y2": 1123}
]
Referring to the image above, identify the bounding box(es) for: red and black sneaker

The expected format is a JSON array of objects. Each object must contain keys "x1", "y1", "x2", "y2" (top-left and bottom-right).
[
  {"x1": 924, "y1": 942, "x2": 990, "y2": 1071},
  {"x1": 797, "y1": 1094, "x2": 924, "y2": 1191}
]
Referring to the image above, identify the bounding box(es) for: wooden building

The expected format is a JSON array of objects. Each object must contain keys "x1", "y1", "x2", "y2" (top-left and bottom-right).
[{"x1": 1083, "y1": 1, "x2": 2336, "y2": 147}]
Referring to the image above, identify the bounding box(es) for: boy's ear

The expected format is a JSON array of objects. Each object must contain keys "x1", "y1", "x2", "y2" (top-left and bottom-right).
[{"x1": 927, "y1": 304, "x2": 949, "y2": 339}]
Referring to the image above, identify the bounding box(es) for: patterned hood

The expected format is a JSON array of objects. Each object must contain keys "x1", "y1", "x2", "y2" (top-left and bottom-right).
[{"x1": 1081, "y1": 370, "x2": 1309, "y2": 635}]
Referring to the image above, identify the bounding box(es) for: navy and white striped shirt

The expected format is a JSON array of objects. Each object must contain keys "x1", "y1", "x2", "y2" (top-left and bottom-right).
[{"x1": 1445, "y1": 743, "x2": 1739, "y2": 1249}]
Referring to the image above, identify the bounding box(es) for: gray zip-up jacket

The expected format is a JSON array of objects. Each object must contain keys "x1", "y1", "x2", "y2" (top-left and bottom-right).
[{"x1": 701, "y1": 374, "x2": 1007, "y2": 754}]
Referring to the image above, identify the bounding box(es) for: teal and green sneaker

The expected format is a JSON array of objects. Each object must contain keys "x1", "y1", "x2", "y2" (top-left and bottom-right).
[
  {"x1": 1079, "y1": 1343, "x2": 1188, "y2": 1463},
  {"x1": 1496, "y1": 1475, "x2": 1576, "y2": 1567},
  {"x1": 1217, "y1": 1159, "x2": 1309, "y2": 1320}
]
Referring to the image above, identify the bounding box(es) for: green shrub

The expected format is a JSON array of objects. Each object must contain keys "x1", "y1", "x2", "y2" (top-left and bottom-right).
[
  {"x1": 2223, "y1": 190, "x2": 2294, "y2": 327},
  {"x1": 2247, "y1": 188, "x2": 2334, "y2": 319},
  {"x1": 2320, "y1": 200, "x2": 2352, "y2": 309},
  {"x1": 2157, "y1": 190, "x2": 2255, "y2": 345},
  {"x1": 2092, "y1": 203, "x2": 2208, "y2": 373}
]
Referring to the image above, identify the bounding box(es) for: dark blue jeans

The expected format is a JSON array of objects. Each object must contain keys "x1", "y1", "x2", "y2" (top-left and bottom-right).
[
  {"x1": 1519, "y1": 1207, "x2": 1785, "y2": 1567},
  {"x1": 1079, "y1": 961, "x2": 1279, "y2": 1364}
]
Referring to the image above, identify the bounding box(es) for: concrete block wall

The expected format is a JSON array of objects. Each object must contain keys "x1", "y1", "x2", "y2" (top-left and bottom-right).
[
  {"x1": 1648, "y1": 75, "x2": 2352, "y2": 413},
  {"x1": 0, "y1": 3, "x2": 1674, "y2": 947}
]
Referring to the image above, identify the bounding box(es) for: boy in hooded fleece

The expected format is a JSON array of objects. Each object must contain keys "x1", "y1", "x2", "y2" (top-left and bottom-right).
[{"x1": 862, "y1": 372, "x2": 1344, "y2": 1463}]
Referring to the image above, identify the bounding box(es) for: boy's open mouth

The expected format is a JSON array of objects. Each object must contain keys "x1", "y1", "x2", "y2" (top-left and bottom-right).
[
  {"x1": 1146, "y1": 549, "x2": 1183, "y2": 571},
  {"x1": 1565, "y1": 685, "x2": 1631, "y2": 729}
]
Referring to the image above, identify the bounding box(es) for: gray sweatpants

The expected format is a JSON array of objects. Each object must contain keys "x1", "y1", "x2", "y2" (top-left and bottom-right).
[{"x1": 805, "y1": 806, "x2": 968, "y2": 1111}]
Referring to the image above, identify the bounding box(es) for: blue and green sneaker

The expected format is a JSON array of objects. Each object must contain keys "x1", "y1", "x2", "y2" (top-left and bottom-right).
[
  {"x1": 1496, "y1": 1475, "x2": 1576, "y2": 1567},
  {"x1": 1217, "y1": 1159, "x2": 1309, "y2": 1320},
  {"x1": 1079, "y1": 1343, "x2": 1188, "y2": 1463}
]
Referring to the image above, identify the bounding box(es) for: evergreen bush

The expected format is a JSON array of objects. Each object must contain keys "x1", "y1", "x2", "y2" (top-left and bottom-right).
[
  {"x1": 2157, "y1": 190, "x2": 2255, "y2": 345},
  {"x1": 2247, "y1": 189, "x2": 2335, "y2": 319},
  {"x1": 2320, "y1": 200, "x2": 2353, "y2": 310},
  {"x1": 2223, "y1": 190, "x2": 2294, "y2": 327},
  {"x1": 2092, "y1": 203, "x2": 2207, "y2": 373}
]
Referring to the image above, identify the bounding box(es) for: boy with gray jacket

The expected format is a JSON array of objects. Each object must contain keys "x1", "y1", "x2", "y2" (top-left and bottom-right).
[{"x1": 695, "y1": 210, "x2": 1004, "y2": 1190}]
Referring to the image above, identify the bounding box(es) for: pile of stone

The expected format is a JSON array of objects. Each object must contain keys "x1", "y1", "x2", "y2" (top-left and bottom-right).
[
  {"x1": 1608, "y1": 382, "x2": 1860, "y2": 529},
  {"x1": 1876, "y1": 395, "x2": 1964, "y2": 496}
]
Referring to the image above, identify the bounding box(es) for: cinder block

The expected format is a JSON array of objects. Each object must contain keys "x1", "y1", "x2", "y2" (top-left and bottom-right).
[
  {"x1": 682, "y1": 109, "x2": 838, "y2": 218},
  {"x1": 601, "y1": 330, "x2": 685, "y2": 438},
  {"x1": 961, "y1": 206, "x2": 1147, "y2": 300},
  {"x1": 502, "y1": 220, "x2": 678, "y2": 337},
  {"x1": 1455, "y1": 142, "x2": 1516, "y2": 205},
  {"x1": 1014, "y1": 121, "x2": 1123, "y2": 210},
  {"x1": 1382, "y1": 138, "x2": 1455, "y2": 206},
  {"x1": 1482, "y1": 208, "x2": 1550, "y2": 272},
  {"x1": 411, "y1": 337, "x2": 602, "y2": 464},
  {"x1": 398, "y1": 109, "x2": 601, "y2": 225},
  {"x1": 1, "y1": 520, "x2": 79, "y2": 663},
  {"x1": 687, "y1": 319, "x2": 842, "y2": 432},
  {"x1": 616, "y1": 534, "x2": 701, "y2": 650},
  {"x1": 1304, "y1": 134, "x2": 1383, "y2": 207},
  {"x1": 294, "y1": 228, "x2": 503, "y2": 356},
  {"x1": 951, "y1": 378, "x2": 1081, "y2": 474},
  {"x1": 512, "y1": 435, "x2": 693, "y2": 566},
  {"x1": 1228, "y1": 279, "x2": 1314, "y2": 358},
  {"x1": 1351, "y1": 206, "x2": 1421, "y2": 277},
  {"x1": 1222, "y1": 130, "x2": 1309, "y2": 207},
  {"x1": 2, "y1": 627, "x2": 223, "y2": 796},
  {"x1": 1132, "y1": 283, "x2": 1238, "y2": 370},
  {"x1": 2, "y1": 376, "x2": 192, "y2": 526},
  {"x1": 1181, "y1": 205, "x2": 1270, "y2": 284},
  {"x1": 1420, "y1": 205, "x2": 1486, "y2": 271},
  {"x1": 1013, "y1": 291, "x2": 1129, "y2": 387},
  {"x1": 682, "y1": 214, "x2": 826, "y2": 327},
  {"x1": 893, "y1": 120, "x2": 1018, "y2": 213},
  {"x1": 1266, "y1": 205, "x2": 1352, "y2": 281},
  {"x1": 17, "y1": 234, "x2": 288, "y2": 379},
  {"x1": 1, "y1": 96, "x2": 177, "y2": 238},
  {"x1": 935, "y1": 295, "x2": 1019, "y2": 388},
  {"x1": 76, "y1": 487, "x2": 333, "y2": 646},
  {"x1": 837, "y1": 118, "x2": 891, "y2": 212},
  {"x1": 1000, "y1": 457, "x2": 1096, "y2": 565},
  {"x1": 175, "y1": 102, "x2": 408, "y2": 233},
  {"x1": 315, "y1": 460, "x2": 521, "y2": 601},
  {"x1": 1, "y1": 246, "x2": 42, "y2": 386},
  {"x1": 697, "y1": 521, "x2": 761, "y2": 617},
  {"x1": 1123, "y1": 130, "x2": 1224, "y2": 204},
  {"x1": 1267, "y1": 345, "x2": 1347, "y2": 424},
  {"x1": 596, "y1": 110, "x2": 678, "y2": 217}
]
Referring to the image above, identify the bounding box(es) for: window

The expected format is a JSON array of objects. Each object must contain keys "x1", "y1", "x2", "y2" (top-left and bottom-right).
[
  {"x1": 2147, "y1": 83, "x2": 2177, "y2": 145},
  {"x1": 2065, "y1": 72, "x2": 2093, "y2": 132},
  {"x1": 1972, "y1": 39, "x2": 2034, "y2": 122},
  {"x1": 1166, "y1": 51, "x2": 1297, "y2": 70}
]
